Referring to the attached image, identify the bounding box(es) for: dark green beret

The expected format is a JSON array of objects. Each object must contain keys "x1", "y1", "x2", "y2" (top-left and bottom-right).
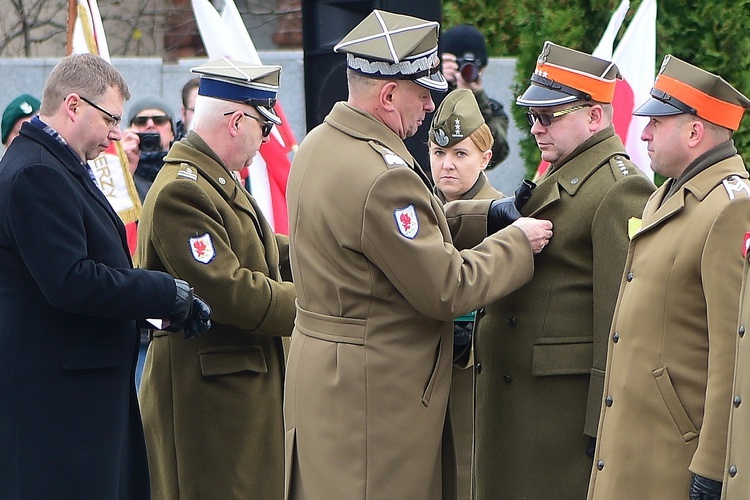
[{"x1": 2, "y1": 94, "x2": 40, "y2": 145}]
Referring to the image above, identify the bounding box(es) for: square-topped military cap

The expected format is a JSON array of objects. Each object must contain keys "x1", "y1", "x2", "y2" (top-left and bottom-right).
[
  {"x1": 429, "y1": 89, "x2": 484, "y2": 148},
  {"x1": 517, "y1": 41, "x2": 621, "y2": 108},
  {"x1": 191, "y1": 57, "x2": 283, "y2": 125},
  {"x1": 633, "y1": 54, "x2": 750, "y2": 131},
  {"x1": 334, "y1": 9, "x2": 447, "y2": 92}
]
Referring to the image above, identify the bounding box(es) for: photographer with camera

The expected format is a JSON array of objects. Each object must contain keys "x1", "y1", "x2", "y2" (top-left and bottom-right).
[
  {"x1": 440, "y1": 25, "x2": 510, "y2": 168},
  {"x1": 122, "y1": 96, "x2": 176, "y2": 202}
]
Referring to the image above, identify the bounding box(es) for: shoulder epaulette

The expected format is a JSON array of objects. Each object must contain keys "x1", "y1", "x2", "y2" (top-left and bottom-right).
[
  {"x1": 722, "y1": 174, "x2": 750, "y2": 199},
  {"x1": 368, "y1": 141, "x2": 408, "y2": 169},
  {"x1": 608, "y1": 155, "x2": 636, "y2": 178},
  {"x1": 176, "y1": 163, "x2": 198, "y2": 181}
]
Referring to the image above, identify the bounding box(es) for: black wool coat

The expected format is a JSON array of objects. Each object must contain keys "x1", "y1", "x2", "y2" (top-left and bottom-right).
[{"x1": 0, "y1": 122, "x2": 175, "y2": 499}]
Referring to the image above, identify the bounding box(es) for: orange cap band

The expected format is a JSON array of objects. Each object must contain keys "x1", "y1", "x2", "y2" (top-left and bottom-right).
[
  {"x1": 656, "y1": 74, "x2": 745, "y2": 130},
  {"x1": 537, "y1": 63, "x2": 617, "y2": 103}
]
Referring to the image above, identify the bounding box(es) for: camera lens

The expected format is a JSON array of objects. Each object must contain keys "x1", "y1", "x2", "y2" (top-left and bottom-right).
[
  {"x1": 460, "y1": 62, "x2": 480, "y2": 83},
  {"x1": 138, "y1": 132, "x2": 162, "y2": 153}
]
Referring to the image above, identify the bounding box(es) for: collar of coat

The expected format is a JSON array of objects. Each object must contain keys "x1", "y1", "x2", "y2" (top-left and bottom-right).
[
  {"x1": 326, "y1": 102, "x2": 417, "y2": 168},
  {"x1": 638, "y1": 153, "x2": 750, "y2": 237},
  {"x1": 435, "y1": 171, "x2": 503, "y2": 203},
  {"x1": 523, "y1": 127, "x2": 627, "y2": 216},
  {"x1": 661, "y1": 139, "x2": 738, "y2": 203},
  {"x1": 326, "y1": 101, "x2": 435, "y2": 189}
]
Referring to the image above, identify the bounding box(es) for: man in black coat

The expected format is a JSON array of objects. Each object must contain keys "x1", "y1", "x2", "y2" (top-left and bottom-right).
[{"x1": 0, "y1": 53, "x2": 210, "y2": 499}]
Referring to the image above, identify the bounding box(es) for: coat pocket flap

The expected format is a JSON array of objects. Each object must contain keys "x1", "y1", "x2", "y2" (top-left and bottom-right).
[
  {"x1": 531, "y1": 336, "x2": 592, "y2": 376},
  {"x1": 199, "y1": 346, "x2": 267, "y2": 376}
]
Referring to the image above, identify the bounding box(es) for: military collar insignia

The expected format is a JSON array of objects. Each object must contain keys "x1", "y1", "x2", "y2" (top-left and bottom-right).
[
  {"x1": 177, "y1": 165, "x2": 198, "y2": 181},
  {"x1": 722, "y1": 175, "x2": 750, "y2": 199}
]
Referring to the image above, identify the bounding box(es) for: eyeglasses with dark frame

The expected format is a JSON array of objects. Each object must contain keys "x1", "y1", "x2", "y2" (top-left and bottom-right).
[
  {"x1": 131, "y1": 115, "x2": 171, "y2": 127},
  {"x1": 223, "y1": 111, "x2": 274, "y2": 137},
  {"x1": 79, "y1": 95, "x2": 122, "y2": 128},
  {"x1": 526, "y1": 104, "x2": 593, "y2": 127}
]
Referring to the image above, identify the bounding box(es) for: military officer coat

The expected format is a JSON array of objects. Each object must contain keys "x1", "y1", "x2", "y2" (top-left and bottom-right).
[
  {"x1": 724, "y1": 248, "x2": 750, "y2": 499},
  {"x1": 588, "y1": 146, "x2": 750, "y2": 499},
  {"x1": 284, "y1": 102, "x2": 535, "y2": 500},
  {"x1": 473, "y1": 127, "x2": 655, "y2": 500},
  {"x1": 137, "y1": 132, "x2": 296, "y2": 499}
]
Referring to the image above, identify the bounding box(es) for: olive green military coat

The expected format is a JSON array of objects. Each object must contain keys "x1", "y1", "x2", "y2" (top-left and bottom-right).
[
  {"x1": 589, "y1": 154, "x2": 750, "y2": 499},
  {"x1": 724, "y1": 252, "x2": 750, "y2": 499},
  {"x1": 473, "y1": 129, "x2": 655, "y2": 500},
  {"x1": 284, "y1": 102, "x2": 535, "y2": 500},
  {"x1": 137, "y1": 133, "x2": 296, "y2": 499},
  {"x1": 437, "y1": 173, "x2": 503, "y2": 500}
]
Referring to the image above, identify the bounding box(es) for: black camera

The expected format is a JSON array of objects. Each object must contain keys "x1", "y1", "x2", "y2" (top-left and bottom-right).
[
  {"x1": 457, "y1": 53, "x2": 480, "y2": 83},
  {"x1": 137, "y1": 132, "x2": 162, "y2": 153}
]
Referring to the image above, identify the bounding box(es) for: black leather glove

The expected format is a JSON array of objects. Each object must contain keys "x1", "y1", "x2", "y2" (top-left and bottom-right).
[
  {"x1": 165, "y1": 279, "x2": 212, "y2": 339},
  {"x1": 514, "y1": 179, "x2": 536, "y2": 210},
  {"x1": 452, "y1": 320, "x2": 473, "y2": 366},
  {"x1": 487, "y1": 198, "x2": 522, "y2": 234},
  {"x1": 487, "y1": 180, "x2": 537, "y2": 234},
  {"x1": 689, "y1": 473, "x2": 722, "y2": 500}
]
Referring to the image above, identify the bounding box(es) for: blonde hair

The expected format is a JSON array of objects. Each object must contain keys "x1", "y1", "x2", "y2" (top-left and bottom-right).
[
  {"x1": 469, "y1": 123, "x2": 494, "y2": 152},
  {"x1": 40, "y1": 54, "x2": 130, "y2": 115}
]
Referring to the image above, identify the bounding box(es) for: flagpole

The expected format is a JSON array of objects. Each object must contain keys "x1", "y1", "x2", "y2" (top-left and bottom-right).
[{"x1": 67, "y1": 0, "x2": 76, "y2": 55}]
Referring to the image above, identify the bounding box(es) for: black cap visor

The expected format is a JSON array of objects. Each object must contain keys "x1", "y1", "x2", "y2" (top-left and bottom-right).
[
  {"x1": 633, "y1": 88, "x2": 696, "y2": 117},
  {"x1": 516, "y1": 83, "x2": 579, "y2": 107}
]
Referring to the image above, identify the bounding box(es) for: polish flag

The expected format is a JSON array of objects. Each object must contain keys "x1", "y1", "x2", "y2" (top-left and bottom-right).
[
  {"x1": 191, "y1": 0, "x2": 297, "y2": 235},
  {"x1": 534, "y1": 0, "x2": 657, "y2": 180},
  {"x1": 67, "y1": 0, "x2": 142, "y2": 253},
  {"x1": 609, "y1": 0, "x2": 657, "y2": 179}
]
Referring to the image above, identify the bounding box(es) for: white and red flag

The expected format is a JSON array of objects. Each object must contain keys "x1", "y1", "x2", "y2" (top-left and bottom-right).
[
  {"x1": 533, "y1": 0, "x2": 657, "y2": 180},
  {"x1": 608, "y1": 0, "x2": 657, "y2": 179},
  {"x1": 191, "y1": 0, "x2": 297, "y2": 235},
  {"x1": 67, "y1": 0, "x2": 142, "y2": 253}
]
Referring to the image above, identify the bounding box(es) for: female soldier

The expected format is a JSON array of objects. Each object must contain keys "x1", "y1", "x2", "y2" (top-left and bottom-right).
[{"x1": 428, "y1": 88, "x2": 501, "y2": 500}]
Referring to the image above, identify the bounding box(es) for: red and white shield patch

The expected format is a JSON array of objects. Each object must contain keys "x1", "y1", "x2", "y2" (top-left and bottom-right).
[
  {"x1": 189, "y1": 233, "x2": 215, "y2": 264},
  {"x1": 744, "y1": 232, "x2": 750, "y2": 258},
  {"x1": 394, "y1": 204, "x2": 419, "y2": 239}
]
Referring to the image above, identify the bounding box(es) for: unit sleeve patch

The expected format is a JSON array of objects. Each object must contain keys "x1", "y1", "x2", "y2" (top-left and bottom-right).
[
  {"x1": 189, "y1": 233, "x2": 215, "y2": 264},
  {"x1": 394, "y1": 204, "x2": 419, "y2": 239}
]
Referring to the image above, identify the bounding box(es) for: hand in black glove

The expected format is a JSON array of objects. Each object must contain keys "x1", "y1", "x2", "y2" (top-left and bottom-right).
[
  {"x1": 514, "y1": 179, "x2": 536, "y2": 210},
  {"x1": 487, "y1": 180, "x2": 537, "y2": 234},
  {"x1": 165, "y1": 279, "x2": 212, "y2": 338},
  {"x1": 689, "y1": 473, "x2": 722, "y2": 500},
  {"x1": 488, "y1": 198, "x2": 522, "y2": 234}
]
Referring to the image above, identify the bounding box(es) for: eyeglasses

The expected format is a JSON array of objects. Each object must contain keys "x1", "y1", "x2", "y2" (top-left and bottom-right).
[
  {"x1": 131, "y1": 115, "x2": 171, "y2": 127},
  {"x1": 79, "y1": 96, "x2": 121, "y2": 128},
  {"x1": 526, "y1": 104, "x2": 592, "y2": 127},
  {"x1": 224, "y1": 111, "x2": 274, "y2": 137}
]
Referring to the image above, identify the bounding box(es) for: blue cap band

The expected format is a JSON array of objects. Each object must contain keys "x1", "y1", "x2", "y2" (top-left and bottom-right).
[{"x1": 198, "y1": 77, "x2": 277, "y2": 107}]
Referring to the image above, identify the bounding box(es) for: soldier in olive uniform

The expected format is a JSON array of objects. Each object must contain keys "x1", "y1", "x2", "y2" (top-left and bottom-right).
[
  {"x1": 473, "y1": 42, "x2": 655, "y2": 500},
  {"x1": 428, "y1": 89, "x2": 503, "y2": 500},
  {"x1": 724, "y1": 239, "x2": 750, "y2": 499},
  {"x1": 284, "y1": 10, "x2": 553, "y2": 500},
  {"x1": 589, "y1": 55, "x2": 750, "y2": 500},
  {"x1": 137, "y1": 59, "x2": 297, "y2": 499}
]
